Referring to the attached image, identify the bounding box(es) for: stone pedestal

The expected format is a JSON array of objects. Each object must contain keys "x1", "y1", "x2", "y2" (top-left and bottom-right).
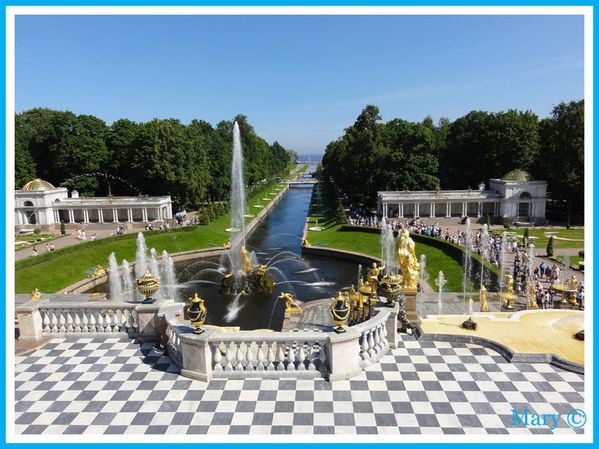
[
  {"x1": 180, "y1": 331, "x2": 213, "y2": 382},
  {"x1": 327, "y1": 329, "x2": 361, "y2": 381},
  {"x1": 135, "y1": 300, "x2": 173, "y2": 341},
  {"x1": 16, "y1": 300, "x2": 46, "y2": 342},
  {"x1": 403, "y1": 288, "x2": 419, "y2": 323}
]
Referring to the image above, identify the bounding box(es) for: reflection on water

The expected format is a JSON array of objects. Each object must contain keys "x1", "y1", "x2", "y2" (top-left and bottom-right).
[{"x1": 176, "y1": 185, "x2": 358, "y2": 330}]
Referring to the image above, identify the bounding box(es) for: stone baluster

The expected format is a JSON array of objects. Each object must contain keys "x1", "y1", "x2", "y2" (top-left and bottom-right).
[
  {"x1": 286, "y1": 342, "x2": 296, "y2": 371},
  {"x1": 276, "y1": 345, "x2": 285, "y2": 371},
  {"x1": 50, "y1": 312, "x2": 58, "y2": 333},
  {"x1": 256, "y1": 343, "x2": 265, "y2": 371},
  {"x1": 297, "y1": 345, "x2": 306, "y2": 371},
  {"x1": 57, "y1": 312, "x2": 66, "y2": 333},
  {"x1": 74, "y1": 312, "x2": 82, "y2": 332},
  {"x1": 267, "y1": 345, "x2": 276, "y2": 370},
  {"x1": 213, "y1": 345, "x2": 223, "y2": 371},
  {"x1": 224, "y1": 343, "x2": 234, "y2": 371},
  {"x1": 43, "y1": 312, "x2": 51, "y2": 333},
  {"x1": 66, "y1": 312, "x2": 74, "y2": 332},
  {"x1": 235, "y1": 344, "x2": 245, "y2": 371}
]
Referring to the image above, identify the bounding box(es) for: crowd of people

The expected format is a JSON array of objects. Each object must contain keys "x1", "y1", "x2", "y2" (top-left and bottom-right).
[{"x1": 346, "y1": 207, "x2": 584, "y2": 309}]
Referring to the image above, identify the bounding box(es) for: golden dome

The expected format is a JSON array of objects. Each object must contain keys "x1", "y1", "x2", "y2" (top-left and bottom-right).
[
  {"x1": 21, "y1": 178, "x2": 56, "y2": 191},
  {"x1": 501, "y1": 169, "x2": 534, "y2": 182}
]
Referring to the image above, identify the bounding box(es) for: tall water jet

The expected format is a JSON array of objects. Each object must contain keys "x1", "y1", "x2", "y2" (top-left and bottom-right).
[
  {"x1": 108, "y1": 252, "x2": 122, "y2": 300},
  {"x1": 479, "y1": 224, "x2": 490, "y2": 289},
  {"x1": 380, "y1": 218, "x2": 397, "y2": 275},
  {"x1": 419, "y1": 254, "x2": 429, "y2": 291},
  {"x1": 526, "y1": 243, "x2": 536, "y2": 309},
  {"x1": 499, "y1": 231, "x2": 509, "y2": 292},
  {"x1": 135, "y1": 232, "x2": 148, "y2": 279},
  {"x1": 435, "y1": 271, "x2": 447, "y2": 315},
  {"x1": 122, "y1": 260, "x2": 135, "y2": 302},
  {"x1": 161, "y1": 250, "x2": 177, "y2": 301},
  {"x1": 462, "y1": 218, "x2": 473, "y2": 314},
  {"x1": 229, "y1": 121, "x2": 247, "y2": 271},
  {"x1": 149, "y1": 248, "x2": 161, "y2": 299}
]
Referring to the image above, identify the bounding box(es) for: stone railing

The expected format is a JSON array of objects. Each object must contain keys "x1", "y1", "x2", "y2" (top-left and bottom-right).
[
  {"x1": 353, "y1": 311, "x2": 389, "y2": 367},
  {"x1": 16, "y1": 298, "x2": 177, "y2": 342},
  {"x1": 16, "y1": 295, "x2": 399, "y2": 382},
  {"x1": 167, "y1": 301, "x2": 399, "y2": 382}
]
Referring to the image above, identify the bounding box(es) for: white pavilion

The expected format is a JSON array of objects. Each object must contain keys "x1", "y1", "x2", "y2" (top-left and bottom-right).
[
  {"x1": 15, "y1": 179, "x2": 173, "y2": 232},
  {"x1": 377, "y1": 170, "x2": 547, "y2": 225}
]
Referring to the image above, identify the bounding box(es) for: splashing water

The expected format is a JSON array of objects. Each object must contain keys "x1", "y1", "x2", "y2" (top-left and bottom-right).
[
  {"x1": 229, "y1": 121, "x2": 247, "y2": 272},
  {"x1": 108, "y1": 252, "x2": 122, "y2": 300},
  {"x1": 380, "y1": 218, "x2": 397, "y2": 275},
  {"x1": 121, "y1": 260, "x2": 135, "y2": 302},
  {"x1": 225, "y1": 292, "x2": 246, "y2": 322},
  {"x1": 161, "y1": 250, "x2": 177, "y2": 301},
  {"x1": 135, "y1": 232, "x2": 147, "y2": 279}
]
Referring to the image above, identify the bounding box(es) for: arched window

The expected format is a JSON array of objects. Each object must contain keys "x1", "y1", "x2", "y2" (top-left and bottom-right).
[
  {"x1": 518, "y1": 192, "x2": 531, "y2": 217},
  {"x1": 23, "y1": 200, "x2": 34, "y2": 207}
]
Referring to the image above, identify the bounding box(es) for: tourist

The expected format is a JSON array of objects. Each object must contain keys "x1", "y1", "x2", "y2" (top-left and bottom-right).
[
  {"x1": 91, "y1": 233, "x2": 97, "y2": 241},
  {"x1": 31, "y1": 247, "x2": 38, "y2": 257},
  {"x1": 542, "y1": 290, "x2": 550, "y2": 309},
  {"x1": 49, "y1": 243, "x2": 55, "y2": 251},
  {"x1": 45, "y1": 243, "x2": 50, "y2": 252}
]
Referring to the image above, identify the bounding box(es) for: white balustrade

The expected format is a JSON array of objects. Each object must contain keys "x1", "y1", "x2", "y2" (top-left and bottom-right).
[
  {"x1": 38, "y1": 303, "x2": 139, "y2": 337},
  {"x1": 353, "y1": 311, "x2": 389, "y2": 366}
]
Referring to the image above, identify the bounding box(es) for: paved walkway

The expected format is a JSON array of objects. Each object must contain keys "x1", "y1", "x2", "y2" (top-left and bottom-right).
[
  {"x1": 15, "y1": 230, "x2": 118, "y2": 262},
  {"x1": 14, "y1": 336, "x2": 584, "y2": 436}
]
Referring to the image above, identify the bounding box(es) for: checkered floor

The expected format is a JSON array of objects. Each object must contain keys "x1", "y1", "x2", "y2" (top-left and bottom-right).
[{"x1": 14, "y1": 335, "x2": 585, "y2": 435}]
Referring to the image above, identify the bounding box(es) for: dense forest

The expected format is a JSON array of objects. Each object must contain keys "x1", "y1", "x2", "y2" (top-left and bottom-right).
[
  {"x1": 15, "y1": 109, "x2": 297, "y2": 210},
  {"x1": 322, "y1": 101, "x2": 584, "y2": 222}
]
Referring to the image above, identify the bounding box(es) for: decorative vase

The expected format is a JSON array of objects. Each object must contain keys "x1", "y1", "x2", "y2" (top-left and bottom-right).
[
  {"x1": 331, "y1": 293, "x2": 349, "y2": 334},
  {"x1": 136, "y1": 271, "x2": 160, "y2": 304},
  {"x1": 188, "y1": 293, "x2": 207, "y2": 334}
]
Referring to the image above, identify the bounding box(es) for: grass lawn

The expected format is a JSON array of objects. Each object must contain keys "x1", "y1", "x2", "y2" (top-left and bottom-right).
[
  {"x1": 15, "y1": 233, "x2": 63, "y2": 250},
  {"x1": 508, "y1": 227, "x2": 584, "y2": 250},
  {"x1": 306, "y1": 216, "x2": 467, "y2": 292},
  {"x1": 15, "y1": 178, "x2": 290, "y2": 294}
]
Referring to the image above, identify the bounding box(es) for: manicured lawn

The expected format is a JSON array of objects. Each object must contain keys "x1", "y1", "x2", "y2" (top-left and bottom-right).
[
  {"x1": 15, "y1": 179, "x2": 289, "y2": 294},
  {"x1": 15, "y1": 233, "x2": 63, "y2": 250},
  {"x1": 306, "y1": 216, "x2": 467, "y2": 292},
  {"x1": 508, "y1": 227, "x2": 584, "y2": 250}
]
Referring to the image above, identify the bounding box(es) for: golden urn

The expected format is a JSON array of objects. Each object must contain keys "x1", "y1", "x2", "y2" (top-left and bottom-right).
[
  {"x1": 331, "y1": 292, "x2": 349, "y2": 334},
  {"x1": 136, "y1": 271, "x2": 161, "y2": 304},
  {"x1": 188, "y1": 293, "x2": 207, "y2": 334}
]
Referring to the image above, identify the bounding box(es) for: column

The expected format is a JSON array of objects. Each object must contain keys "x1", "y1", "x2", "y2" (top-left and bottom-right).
[
  {"x1": 462, "y1": 202, "x2": 467, "y2": 217},
  {"x1": 127, "y1": 208, "x2": 133, "y2": 222},
  {"x1": 142, "y1": 208, "x2": 148, "y2": 222},
  {"x1": 383, "y1": 203, "x2": 388, "y2": 218},
  {"x1": 446, "y1": 202, "x2": 451, "y2": 218},
  {"x1": 112, "y1": 209, "x2": 118, "y2": 223},
  {"x1": 157, "y1": 207, "x2": 163, "y2": 221},
  {"x1": 68, "y1": 209, "x2": 75, "y2": 223},
  {"x1": 415, "y1": 203, "x2": 420, "y2": 218},
  {"x1": 98, "y1": 209, "x2": 104, "y2": 223},
  {"x1": 477, "y1": 202, "x2": 482, "y2": 218},
  {"x1": 399, "y1": 203, "x2": 403, "y2": 218},
  {"x1": 430, "y1": 202, "x2": 435, "y2": 218}
]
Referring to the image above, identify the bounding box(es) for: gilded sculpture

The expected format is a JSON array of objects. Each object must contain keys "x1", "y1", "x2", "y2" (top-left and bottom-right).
[
  {"x1": 396, "y1": 228, "x2": 420, "y2": 290},
  {"x1": 280, "y1": 292, "x2": 301, "y2": 314}
]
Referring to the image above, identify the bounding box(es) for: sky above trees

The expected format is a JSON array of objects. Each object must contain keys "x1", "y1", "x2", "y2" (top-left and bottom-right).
[{"x1": 15, "y1": 14, "x2": 584, "y2": 154}]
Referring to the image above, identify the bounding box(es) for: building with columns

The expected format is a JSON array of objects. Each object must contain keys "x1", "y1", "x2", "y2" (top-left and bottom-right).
[
  {"x1": 377, "y1": 170, "x2": 547, "y2": 225},
  {"x1": 15, "y1": 179, "x2": 173, "y2": 232}
]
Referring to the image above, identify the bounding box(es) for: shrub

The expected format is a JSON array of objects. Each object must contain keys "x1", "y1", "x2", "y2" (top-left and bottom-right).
[
  {"x1": 546, "y1": 236, "x2": 554, "y2": 257},
  {"x1": 578, "y1": 250, "x2": 584, "y2": 258},
  {"x1": 33, "y1": 228, "x2": 41, "y2": 235},
  {"x1": 60, "y1": 220, "x2": 66, "y2": 235}
]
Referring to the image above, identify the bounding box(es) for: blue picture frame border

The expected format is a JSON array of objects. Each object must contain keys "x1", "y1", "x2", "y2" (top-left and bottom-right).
[{"x1": 1, "y1": 0, "x2": 595, "y2": 446}]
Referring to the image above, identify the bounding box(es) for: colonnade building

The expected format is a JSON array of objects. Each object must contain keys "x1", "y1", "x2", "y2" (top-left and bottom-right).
[
  {"x1": 15, "y1": 179, "x2": 173, "y2": 232},
  {"x1": 377, "y1": 170, "x2": 547, "y2": 225}
]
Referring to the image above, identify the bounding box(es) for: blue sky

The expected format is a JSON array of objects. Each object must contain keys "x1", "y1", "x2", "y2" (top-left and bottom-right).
[{"x1": 15, "y1": 14, "x2": 584, "y2": 154}]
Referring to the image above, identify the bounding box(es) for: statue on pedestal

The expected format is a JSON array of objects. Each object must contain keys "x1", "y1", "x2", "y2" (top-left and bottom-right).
[{"x1": 397, "y1": 228, "x2": 420, "y2": 289}]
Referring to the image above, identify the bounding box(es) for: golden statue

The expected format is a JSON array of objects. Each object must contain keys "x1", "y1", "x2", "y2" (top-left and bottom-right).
[
  {"x1": 479, "y1": 284, "x2": 489, "y2": 312},
  {"x1": 30, "y1": 288, "x2": 42, "y2": 301},
  {"x1": 223, "y1": 240, "x2": 232, "y2": 249},
  {"x1": 528, "y1": 281, "x2": 539, "y2": 309},
  {"x1": 256, "y1": 264, "x2": 268, "y2": 277},
  {"x1": 397, "y1": 228, "x2": 420, "y2": 290},
  {"x1": 240, "y1": 245, "x2": 253, "y2": 273},
  {"x1": 500, "y1": 274, "x2": 517, "y2": 309},
  {"x1": 89, "y1": 265, "x2": 107, "y2": 278},
  {"x1": 367, "y1": 262, "x2": 384, "y2": 296},
  {"x1": 280, "y1": 292, "x2": 301, "y2": 314},
  {"x1": 302, "y1": 239, "x2": 311, "y2": 248}
]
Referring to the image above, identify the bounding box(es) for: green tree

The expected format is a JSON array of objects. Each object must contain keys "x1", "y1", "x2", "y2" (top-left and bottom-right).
[
  {"x1": 536, "y1": 100, "x2": 584, "y2": 226},
  {"x1": 15, "y1": 140, "x2": 36, "y2": 188},
  {"x1": 546, "y1": 236, "x2": 554, "y2": 257}
]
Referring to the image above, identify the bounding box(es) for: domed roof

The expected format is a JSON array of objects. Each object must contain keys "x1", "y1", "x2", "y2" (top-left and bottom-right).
[
  {"x1": 21, "y1": 178, "x2": 56, "y2": 191},
  {"x1": 501, "y1": 169, "x2": 534, "y2": 182}
]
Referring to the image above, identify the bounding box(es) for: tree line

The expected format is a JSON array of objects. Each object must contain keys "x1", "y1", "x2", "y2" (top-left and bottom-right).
[
  {"x1": 15, "y1": 108, "x2": 297, "y2": 210},
  {"x1": 322, "y1": 101, "x2": 584, "y2": 221}
]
